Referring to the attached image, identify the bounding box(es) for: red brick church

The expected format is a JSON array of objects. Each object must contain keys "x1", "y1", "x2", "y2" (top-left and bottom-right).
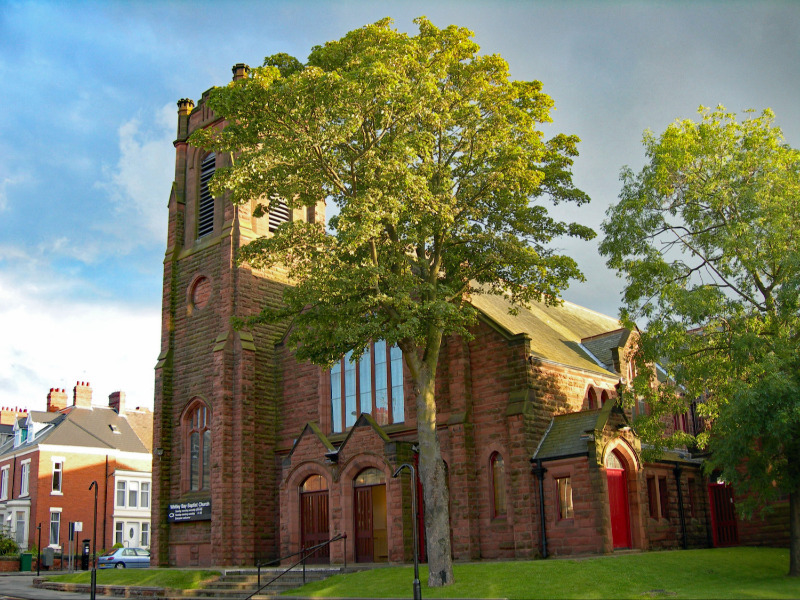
[{"x1": 151, "y1": 65, "x2": 789, "y2": 568}]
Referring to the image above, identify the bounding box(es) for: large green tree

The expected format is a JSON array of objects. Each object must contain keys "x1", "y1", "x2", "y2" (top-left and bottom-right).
[
  {"x1": 192, "y1": 17, "x2": 592, "y2": 584},
  {"x1": 601, "y1": 106, "x2": 800, "y2": 576}
]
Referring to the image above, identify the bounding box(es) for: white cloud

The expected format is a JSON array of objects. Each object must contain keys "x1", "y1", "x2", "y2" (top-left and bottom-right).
[
  {"x1": 0, "y1": 264, "x2": 159, "y2": 413},
  {"x1": 98, "y1": 102, "x2": 175, "y2": 249},
  {"x1": 0, "y1": 173, "x2": 29, "y2": 212}
]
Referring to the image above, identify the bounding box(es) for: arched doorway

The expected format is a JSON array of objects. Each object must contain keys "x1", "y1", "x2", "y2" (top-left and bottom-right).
[
  {"x1": 606, "y1": 450, "x2": 632, "y2": 549},
  {"x1": 354, "y1": 468, "x2": 388, "y2": 562},
  {"x1": 300, "y1": 474, "x2": 329, "y2": 563}
]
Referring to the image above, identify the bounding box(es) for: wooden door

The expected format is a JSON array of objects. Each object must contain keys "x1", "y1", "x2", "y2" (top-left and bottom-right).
[
  {"x1": 607, "y1": 468, "x2": 632, "y2": 549},
  {"x1": 300, "y1": 490, "x2": 330, "y2": 563},
  {"x1": 708, "y1": 483, "x2": 738, "y2": 547},
  {"x1": 355, "y1": 486, "x2": 373, "y2": 562}
]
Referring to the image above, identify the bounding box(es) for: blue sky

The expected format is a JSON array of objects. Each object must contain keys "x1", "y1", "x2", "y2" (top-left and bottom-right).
[{"x1": 1, "y1": 0, "x2": 798, "y2": 412}]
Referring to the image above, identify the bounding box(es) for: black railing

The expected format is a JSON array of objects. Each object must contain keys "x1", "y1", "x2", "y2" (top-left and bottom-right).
[{"x1": 246, "y1": 533, "x2": 347, "y2": 600}]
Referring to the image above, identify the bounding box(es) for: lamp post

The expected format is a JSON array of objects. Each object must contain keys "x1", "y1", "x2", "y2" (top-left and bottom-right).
[
  {"x1": 36, "y1": 523, "x2": 41, "y2": 576},
  {"x1": 392, "y1": 463, "x2": 421, "y2": 600},
  {"x1": 89, "y1": 481, "x2": 98, "y2": 600}
]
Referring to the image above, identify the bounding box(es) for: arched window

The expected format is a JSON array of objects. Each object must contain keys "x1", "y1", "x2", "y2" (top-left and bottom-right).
[
  {"x1": 301, "y1": 474, "x2": 328, "y2": 492},
  {"x1": 601, "y1": 390, "x2": 610, "y2": 406},
  {"x1": 490, "y1": 453, "x2": 507, "y2": 517},
  {"x1": 198, "y1": 153, "x2": 216, "y2": 238},
  {"x1": 587, "y1": 387, "x2": 598, "y2": 410},
  {"x1": 330, "y1": 341, "x2": 404, "y2": 433},
  {"x1": 184, "y1": 402, "x2": 211, "y2": 491},
  {"x1": 354, "y1": 468, "x2": 385, "y2": 487}
]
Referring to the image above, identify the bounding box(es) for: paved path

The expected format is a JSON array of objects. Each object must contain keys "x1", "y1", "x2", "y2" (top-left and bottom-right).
[{"x1": 0, "y1": 574, "x2": 89, "y2": 600}]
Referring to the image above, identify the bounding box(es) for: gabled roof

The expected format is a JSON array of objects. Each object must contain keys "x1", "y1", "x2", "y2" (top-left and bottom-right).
[
  {"x1": 470, "y1": 293, "x2": 623, "y2": 376},
  {"x1": 581, "y1": 328, "x2": 632, "y2": 374},
  {"x1": 533, "y1": 409, "x2": 604, "y2": 460},
  {"x1": 0, "y1": 407, "x2": 149, "y2": 457}
]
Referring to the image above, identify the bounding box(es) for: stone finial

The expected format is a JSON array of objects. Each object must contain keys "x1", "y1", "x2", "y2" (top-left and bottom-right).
[
  {"x1": 232, "y1": 63, "x2": 250, "y2": 81},
  {"x1": 177, "y1": 98, "x2": 195, "y2": 116}
]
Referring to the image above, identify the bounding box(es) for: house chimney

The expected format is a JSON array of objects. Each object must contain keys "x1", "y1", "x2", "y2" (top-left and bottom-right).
[
  {"x1": 0, "y1": 406, "x2": 27, "y2": 425},
  {"x1": 108, "y1": 391, "x2": 126, "y2": 416},
  {"x1": 73, "y1": 381, "x2": 93, "y2": 408},
  {"x1": 231, "y1": 63, "x2": 250, "y2": 81},
  {"x1": 47, "y1": 388, "x2": 68, "y2": 412}
]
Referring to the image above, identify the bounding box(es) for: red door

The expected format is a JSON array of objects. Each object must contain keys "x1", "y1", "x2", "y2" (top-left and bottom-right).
[
  {"x1": 300, "y1": 490, "x2": 329, "y2": 563},
  {"x1": 355, "y1": 486, "x2": 374, "y2": 562},
  {"x1": 607, "y1": 468, "x2": 632, "y2": 549},
  {"x1": 708, "y1": 483, "x2": 738, "y2": 546}
]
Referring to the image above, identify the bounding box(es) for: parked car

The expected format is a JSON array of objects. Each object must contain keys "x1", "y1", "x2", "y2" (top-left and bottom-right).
[{"x1": 97, "y1": 547, "x2": 150, "y2": 569}]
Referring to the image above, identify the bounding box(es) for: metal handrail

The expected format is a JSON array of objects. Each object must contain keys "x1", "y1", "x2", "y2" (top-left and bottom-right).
[{"x1": 246, "y1": 533, "x2": 347, "y2": 600}]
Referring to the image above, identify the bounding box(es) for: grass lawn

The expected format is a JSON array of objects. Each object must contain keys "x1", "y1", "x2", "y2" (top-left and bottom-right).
[
  {"x1": 47, "y1": 568, "x2": 220, "y2": 590},
  {"x1": 289, "y1": 547, "x2": 798, "y2": 599}
]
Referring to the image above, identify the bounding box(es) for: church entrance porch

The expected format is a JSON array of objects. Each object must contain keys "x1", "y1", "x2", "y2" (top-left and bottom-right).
[
  {"x1": 354, "y1": 468, "x2": 388, "y2": 562},
  {"x1": 300, "y1": 475, "x2": 330, "y2": 564}
]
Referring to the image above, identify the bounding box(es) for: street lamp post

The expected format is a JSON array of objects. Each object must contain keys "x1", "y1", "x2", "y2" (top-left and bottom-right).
[
  {"x1": 89, "y1": 481, "x2": 98, "y2": 600},
  {"x1": 392, "y1": 463, "x2": 422, "y2": 600}
]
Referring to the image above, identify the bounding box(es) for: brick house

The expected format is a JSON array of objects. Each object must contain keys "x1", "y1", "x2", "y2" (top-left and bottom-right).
[
  {"x1": 152, "y1": 65, "x2": 788, "y2": 568},
  {"x1": 0, "y1": 383, "x2": 153, "y2": 554}
]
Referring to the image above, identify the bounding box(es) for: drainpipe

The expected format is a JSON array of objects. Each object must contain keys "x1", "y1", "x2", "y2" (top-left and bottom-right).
[
  {"x1": 531, "y1": 459, "x2": 548, "y2": 558},
  {"x1": 673, "y1": 464, "x2": 687, "y2": 549}
]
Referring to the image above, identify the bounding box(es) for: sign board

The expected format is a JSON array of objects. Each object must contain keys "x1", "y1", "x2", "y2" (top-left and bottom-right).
[
  {"x1": 74, "y1": 522, "x2": 83, "y2": 532},
  {"x1": 168, "y1": 500, "x2": 212, "y2": 522}
]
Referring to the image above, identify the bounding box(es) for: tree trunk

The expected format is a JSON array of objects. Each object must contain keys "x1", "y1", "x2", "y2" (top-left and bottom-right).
[
  {"x1": 791, "y1": 487, "x2": 799, "y2": 577},
  {"x1": 407, "y1": 353, "x2": 454, "y2": 587}
]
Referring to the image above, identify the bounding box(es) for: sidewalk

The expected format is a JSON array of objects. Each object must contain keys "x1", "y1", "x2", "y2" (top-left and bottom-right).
[{"x1": 0, "y1": 572, "x2": 90, "y2": 599}]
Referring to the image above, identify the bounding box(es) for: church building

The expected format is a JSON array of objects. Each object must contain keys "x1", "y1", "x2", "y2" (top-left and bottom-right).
[{"x1": 151, "y1": 65, "x2": 789, "y2": 568}]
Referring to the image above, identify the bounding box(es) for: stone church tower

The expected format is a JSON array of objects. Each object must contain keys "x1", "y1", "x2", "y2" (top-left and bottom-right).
[{"x1": 152, "y1": 64, "x2": 324, "y2": 567}]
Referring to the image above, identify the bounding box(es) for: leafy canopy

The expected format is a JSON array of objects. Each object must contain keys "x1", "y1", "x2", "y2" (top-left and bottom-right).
[
  {"x1": 191, "y1": 16, "x2": 593, "y2": 365},
  {"x1": 600, "y1": 106, "x2": 800, "y2": 510}
]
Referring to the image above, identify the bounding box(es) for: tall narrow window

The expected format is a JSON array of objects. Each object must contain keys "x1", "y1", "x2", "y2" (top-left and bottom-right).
[
  {"x1": 490, "y1": 453, "x2": 507, "y2": 517},
  {"x1": 49, "y1": 511, "x2": 60, "y2": 546},
  {"x1": 330, "y1": 342, "x2": 404, "y2": 433},
  {"x1": 20, "y1": 462, "x2": 29, "y2": 496},
  {"x1": 52, "y1": 461, "x2": 63, "y2": 493},
  {"x1": 128, "y1": 481, "x2": 139, "y2": 508},
  {"x1": 186, "y1": 402, "x2": 211, "y2": 491},
  {"x1": 647, "y1": 476, "x2": 658, "y2": 518},
  {"x1": 0, "y1": 467, "x2": 8, "y2": 500},
  {"x1": 115, "y1": 522, "x2": 124, "y2": 545},
  {"x1": 557, "y1": 477, "x2": 574, "y2": 520},
  {"x1": 658, "y1": 476, "x2": 669, "y2": 519},
  {"x1": 141, "y1": 523, "x2": 150, "y2": 548},
  {"x1": 140, "y1": 482, "x2": 150, "y2": 509},
  {"x1": 197, "y1": 152, "x2": 216, "y2": 238},
  {"x1": 116, "y1": 481, "x2": 127, "y2": 507}
]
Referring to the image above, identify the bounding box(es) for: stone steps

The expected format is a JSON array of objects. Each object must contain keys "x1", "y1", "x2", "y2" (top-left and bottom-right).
[{"x1": 162, "y1": 566, "x2": 346, "y2": 600}]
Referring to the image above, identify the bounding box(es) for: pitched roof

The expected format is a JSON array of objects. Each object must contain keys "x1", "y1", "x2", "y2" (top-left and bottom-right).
[
  {"x1": 581, "y1": 328, "x2": 631, "y2": 373},
  {"x1": 470, "y1": 293, "x2": 622, "y2": 376},
  {"x1": 0, "y1": 407, "x2": 149, "y2": 457},
  {"x1": 532, "y1": 409, "x2": 604, "y2": 460}
]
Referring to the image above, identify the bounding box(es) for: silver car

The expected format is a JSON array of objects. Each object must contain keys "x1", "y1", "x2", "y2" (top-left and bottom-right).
[{"x1": 97, "y1": 547, "x2": 150, "y2": 568}]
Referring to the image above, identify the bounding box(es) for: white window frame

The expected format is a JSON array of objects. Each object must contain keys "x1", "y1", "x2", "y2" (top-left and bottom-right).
[
  {"x1": 19, "y1": 460, "x2": 30, "y2": 497},
  {"x1": 52, "y1": 458, "x2": 64, "y2": 494},
  {"x1": 127, "y1": 481, "x2": 139, "y2": 508},
  {"x1": 49, "y1": 509, "x2": 61, "y2": 547},
  {"x1": 116, "y1": 480, "x2": 127, "y2": 507},
  {"x1": 141, "y1": 522, "x2": 149, "y2": 548},
  {"x1": 140, "y1": 482, "x2": 150, "y2": 509},
  {"x1": 0, "y1": 466, "x2": 8, "y2": 500},
  {"x1": 115, "y1": 522, "x2": 124, "y2": 545}
]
